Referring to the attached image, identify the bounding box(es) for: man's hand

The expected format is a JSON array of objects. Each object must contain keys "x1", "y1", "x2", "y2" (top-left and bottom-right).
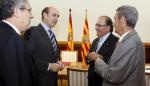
[
  {"x1": 57, "y1": 61, "x2": 65, "y2": 71},
  {"x1": 49, "y1": 62, "x2": 65, "y2": 72},
  {"x1": 49, "y1": 63, "x2": 60, "y2": 72},
  {"x1": 88, "y1": 52, "x2": 103, "y2": 61}
]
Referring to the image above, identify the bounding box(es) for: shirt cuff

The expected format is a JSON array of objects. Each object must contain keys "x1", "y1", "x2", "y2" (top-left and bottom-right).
[{"x1": 47, "y1": 63, "x2": 51, "y2": 71}]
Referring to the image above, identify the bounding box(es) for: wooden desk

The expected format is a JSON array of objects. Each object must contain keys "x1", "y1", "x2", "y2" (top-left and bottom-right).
[
  {"x1": 58, "y1": 63, "x2": 150, "y2": 86},
  {"x1": 58, "y1": 62, "x2": 89, "y2": 80},
  {"x1": 59, "y1": 63, "x2": 150, "y2": 79}
]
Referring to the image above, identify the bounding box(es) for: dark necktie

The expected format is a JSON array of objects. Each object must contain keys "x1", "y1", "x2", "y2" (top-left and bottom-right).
[
  {"x1": 48, "y1": 30, "x2": 57, "y2": 53},
  {"x1": 96, "y1": 38, "x2": 103, "y2": 53}
]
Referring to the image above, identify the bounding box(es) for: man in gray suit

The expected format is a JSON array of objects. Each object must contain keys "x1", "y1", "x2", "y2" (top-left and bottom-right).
[{"x1": 88, "y1": 5, "x2": 145, "y2": 86}]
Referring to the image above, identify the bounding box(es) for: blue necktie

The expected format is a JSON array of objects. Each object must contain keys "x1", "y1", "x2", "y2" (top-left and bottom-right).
[{"x1": 48, "y1": 30, "x2": 57, "y2": 53}]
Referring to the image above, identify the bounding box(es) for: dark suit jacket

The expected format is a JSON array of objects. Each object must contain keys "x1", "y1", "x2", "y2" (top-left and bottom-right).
[
  {"x1": 87, "y1": 33, "x2": 119, "y2": 86},
  {"x1": 0, "y1": 21, "x2": 35, "y2": 86},
  {"x1": 24, "y1": 24, "x2": 60, "y2": 86}
]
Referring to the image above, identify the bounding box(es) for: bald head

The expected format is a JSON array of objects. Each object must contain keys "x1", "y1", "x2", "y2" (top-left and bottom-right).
[
  {"x1": 98, "y1": 16, "x2": 113, "y2": 32},
  {"x1": 41, "y1": 6, "x2": 59, "y2": 28},
  {"x1": 41, "y1": 6, "x2": 59, "y2": 20}
]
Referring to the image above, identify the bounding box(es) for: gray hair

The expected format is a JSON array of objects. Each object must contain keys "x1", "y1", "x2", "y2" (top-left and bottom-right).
[
  {"x1": 116, "y1": 5, "x2": 138, "y2": 28},
  {"x1": 0, "y1": 0, "x2": 27, "y2": 20}
]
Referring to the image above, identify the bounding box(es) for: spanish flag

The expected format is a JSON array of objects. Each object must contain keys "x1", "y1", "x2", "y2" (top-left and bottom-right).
[
  {"x1": 66, "y1": 9, "x2": 74, "y2": 50},
  {"x1": 81, "y1": 9, "x2": 90, "y2": 63}
]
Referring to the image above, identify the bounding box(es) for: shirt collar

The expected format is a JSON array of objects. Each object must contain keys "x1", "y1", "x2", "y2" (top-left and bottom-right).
[
  {"x1": 41, "y1": 22, "x2": 53, "y2": 35},
  {"x1": 99, "y1": 32, "x2": 111, "y2": 41},
  {"x1": 41, "y1": 22, "x2": 51, "y2": 31},
  {"x1": 2, "y1": 20, "x2": 21, "y2": 35},
  {"x1": 119, "y1": 30, "x2": 131, "y2": 42}
]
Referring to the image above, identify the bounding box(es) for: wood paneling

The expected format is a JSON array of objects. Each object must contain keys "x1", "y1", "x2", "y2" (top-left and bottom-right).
[
  {"x1": 145, "y1": 43, "x2": 150, "y2": 63},
  {"x1": 58, "y1": 41, "x2": 150, "y2": 63}
]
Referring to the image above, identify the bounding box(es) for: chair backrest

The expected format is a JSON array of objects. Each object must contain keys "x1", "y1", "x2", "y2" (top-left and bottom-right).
[
  {"x1": 61, "y1": 50, "x2": 78, "y2": 63},
  {"x1": 146, "y1": 74, "x2": 150, "y2": 86},
  {"x1": 67, "y1": 68, "x2": 88, "y2": 86}
]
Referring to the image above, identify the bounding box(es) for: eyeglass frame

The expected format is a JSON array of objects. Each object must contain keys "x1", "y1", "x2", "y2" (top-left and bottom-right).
[
  {"x1": 19, "y1": 8, "x2": 32, "y2": 13},
  {"x1": 95, "y1": 24, "x2": 108, "y2": 27},
  {"x1": 95, "y1": 24, "x2": 109, "y2": 31}
]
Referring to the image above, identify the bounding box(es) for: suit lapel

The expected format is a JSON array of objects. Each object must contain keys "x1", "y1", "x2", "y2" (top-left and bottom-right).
[
  {"x1": 37, "y1": 24, "x2": 56, "y2": 54},
  {"x1": 97, "y1": 34, "x2": 113, "y2": 63},
  {"x1": 97, "y1": 34, "x2": 112, "y2": 53},
  {"x1": 116, "y1": 30, "x2": 136, "y2": 51},
  {"x1": 121, "y1": 30, "x2": 136, "y2": 43},
  {"x1": 90, "y1": 38, "x2": 99, "y2": 52},
  {"x1": 108, "y1": 30, "x2": 136, "y2": 64}
]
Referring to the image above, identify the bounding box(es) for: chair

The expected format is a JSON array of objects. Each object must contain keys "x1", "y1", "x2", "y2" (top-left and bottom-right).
[
  {"x1": 58, "y1": 51, "x2": 78, "y2": 86},
  {"x1": 61, "y1": 50, "x2": 78, "y2": 64},
  {"x1": 67, "y1": 68, "x2": 88, "y2": 86},
  {"x1": 145, "y1": 64, "x2": 150, "y2": 86},
  {"x1": 146, "y1": 74, "x2": 150, "y2": 86}
]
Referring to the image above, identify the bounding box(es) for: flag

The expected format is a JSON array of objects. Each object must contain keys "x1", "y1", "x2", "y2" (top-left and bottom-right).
[
  {"x1": 81, "y1": 9, "x2": 90, "y2": 63},
  {"x1": 66, "y1": 9, "x2": 74, "y2": 50}
]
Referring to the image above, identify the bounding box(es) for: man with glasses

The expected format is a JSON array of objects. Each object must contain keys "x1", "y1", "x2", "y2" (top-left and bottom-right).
[
  {"x1": 0, "y1": 0, "x2": 35, "y2": 86},
  {"x1": 88, "y1": 5, "x2": 145, "y2": 86},
  {"x1": 87, "y1": 16, "x2": 119, "y2": 86},
  {"x1": 24, "y1": 6, "x2": 64, "y2": 86}
]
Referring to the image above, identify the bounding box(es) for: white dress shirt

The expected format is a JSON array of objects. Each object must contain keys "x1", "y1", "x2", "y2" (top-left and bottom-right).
[{"x1": 96, "y1": 32, "x2": 111, "y2": 53}]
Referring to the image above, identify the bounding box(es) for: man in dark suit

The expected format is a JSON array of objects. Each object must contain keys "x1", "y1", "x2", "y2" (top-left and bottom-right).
[
  {"x1": 87, "y1": 16, "x2": 119, "y2": 86},
  {"x1": 0, "y1": 0, "x2": 35, "y2": 86},
  {"x1": 24, "y1": 6, "x2": 64, "y2": 86},
  {"x1": 89, "y1": 5, "x2": 145, "y2": 86}
]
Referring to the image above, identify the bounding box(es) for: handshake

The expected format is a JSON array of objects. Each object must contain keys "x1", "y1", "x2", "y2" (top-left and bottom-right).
[
  {"x1": 49, "y1": 61, "x2": 64, "y2": 72},
  {"x1": 86, "y1": 52, "x2": 103, "y2": 64}
]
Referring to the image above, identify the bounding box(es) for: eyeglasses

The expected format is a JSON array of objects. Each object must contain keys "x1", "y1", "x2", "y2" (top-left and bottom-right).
[
  {"x1": 95, "y1": 24, "x2": 109, "y2": 31},
  {"x1": 95, "y1": 24, "x2": 108, "y2": 27},
  {"x1": 19, "y1": 8, "x2": 32, "y2": 13}
]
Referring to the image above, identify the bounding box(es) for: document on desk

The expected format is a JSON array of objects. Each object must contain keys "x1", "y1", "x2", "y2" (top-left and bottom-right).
[
  {"x1": 145, "y1": 65, "x2": 150, "y2": 73},
  {"x1": 145, "y1": 65, "x2": 150, "y2": 70}
]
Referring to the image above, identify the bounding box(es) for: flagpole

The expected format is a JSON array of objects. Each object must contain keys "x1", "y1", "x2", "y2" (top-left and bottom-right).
[
  {"x1": 81, "y1": 9, "x2": 90, "y2": 63},
  {"x1": 67, "y1": 8, "x2": 74, "y2": 51},
  {"x1": 86, "y1": 9, "x2": 87, "y2": 19},
  {"x1": 69, "y1": 8, "x2": 71, "y2": 13}
]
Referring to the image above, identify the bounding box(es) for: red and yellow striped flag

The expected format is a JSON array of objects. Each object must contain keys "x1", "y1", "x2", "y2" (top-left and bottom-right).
[
  {"x1": 81, "y1": 9, "x2": 90, "y2": 63},
  {"x1": 66, "y1": 9, "x2": 74, "y2": 50}
]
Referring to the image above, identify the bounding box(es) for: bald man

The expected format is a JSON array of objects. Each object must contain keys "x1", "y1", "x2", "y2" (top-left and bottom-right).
[{"x1": 24, "y1": 6, "x2": 64, "y2": 86}]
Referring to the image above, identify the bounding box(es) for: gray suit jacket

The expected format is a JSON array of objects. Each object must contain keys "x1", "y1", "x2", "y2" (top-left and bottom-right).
[{"x1": 94, "y1": 30, "x2": 145, "y2": 86}]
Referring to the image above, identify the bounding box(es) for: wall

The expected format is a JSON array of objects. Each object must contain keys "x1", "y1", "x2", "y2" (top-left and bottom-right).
[{"x1": 29, "y1": 0, "x2": 150, "y2": 42}]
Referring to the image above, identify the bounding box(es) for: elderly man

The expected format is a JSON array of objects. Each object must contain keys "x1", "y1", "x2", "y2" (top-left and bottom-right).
[
  {"x1": 89, "y1": 5, "x2": 145, "y2": 86},
  {"x1": 0, "y1": 0, "x2": 35, "y2": 86},
  {"x1": 24, "y1": 6, "x2": 64, "y2": 86},
  {"x1": 87, "y1": 16, "x2": 119, "y2": 86}
]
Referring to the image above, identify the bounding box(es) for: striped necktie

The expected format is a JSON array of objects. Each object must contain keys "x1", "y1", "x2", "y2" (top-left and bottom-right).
[{"x1": 48, "y1": 30, "x2": 57, "y2": 53}]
